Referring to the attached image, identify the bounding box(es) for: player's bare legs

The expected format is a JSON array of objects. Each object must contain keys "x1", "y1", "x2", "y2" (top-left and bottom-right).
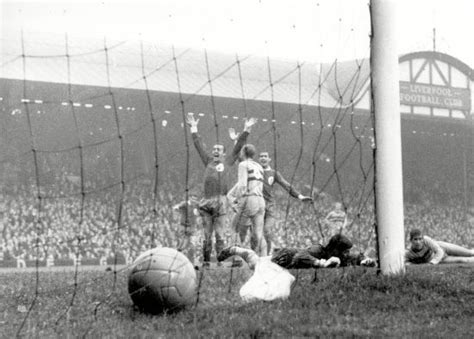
[
  {"x1": 263, "y1": 203, "x2": 277, "y2": 254},
  {"x1": 230, "y1": 207, "x2": 251, "y2": 245},
  {"x1": 201, "y1": 213, "x2": 214, "y2": 264},
  {"x1": 437, "y1": 241, "x2": 474, "y2": 257},
  {"x1": 214, "y1": 214, "x2": 226, "y2": 258},
  {"x1": 245, "y1": 196, "x2": 267, "y2": 257},
  {"x1": 253, "y1": 210, "x2": 267, "y2": 257},
  {"x1": 251, "y1": 204, "x2": 275, "y2": 254}
]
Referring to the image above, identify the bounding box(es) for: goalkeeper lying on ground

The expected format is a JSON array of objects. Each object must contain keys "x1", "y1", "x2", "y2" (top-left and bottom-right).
[
  {"x1": 217, "y1": 234, "x2": 376, "y2": 302},
  {"x1": 218, "y1": 233, "x2": 377, "y2": 270}
]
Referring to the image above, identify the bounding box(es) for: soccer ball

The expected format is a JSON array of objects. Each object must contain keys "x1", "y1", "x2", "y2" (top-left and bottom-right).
[{"x1": 128, "y1": 247, "x2": 197, "y2": 314}]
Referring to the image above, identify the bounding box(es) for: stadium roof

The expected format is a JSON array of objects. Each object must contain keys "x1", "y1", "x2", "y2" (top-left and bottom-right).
[{"x1": 1, "y1": 31, "x2": 370, "y2": 108}]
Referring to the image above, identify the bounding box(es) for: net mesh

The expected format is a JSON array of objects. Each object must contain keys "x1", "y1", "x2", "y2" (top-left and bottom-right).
[{"x1": 1, "y1": 1, "x2": 472, "y2": 335}]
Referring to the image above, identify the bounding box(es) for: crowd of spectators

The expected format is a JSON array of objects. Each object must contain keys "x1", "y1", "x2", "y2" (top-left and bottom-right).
[{"x1": 1, "y1": 174, "x2": 472, "y2": 266}]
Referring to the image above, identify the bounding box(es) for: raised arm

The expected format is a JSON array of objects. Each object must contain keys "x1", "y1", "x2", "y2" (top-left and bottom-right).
[
  {"x1": 186, "y1": 113, "x2": 211, "y2": 165},
  {"x1": 274, "y1": 171, "x2": 312, "y2": 202},
  {"x1": 226, "y1": 118, "x2": 257, "y2": 165},
  {"x1": 228, "y1": 127, "x2": 239, "y2": 144}
]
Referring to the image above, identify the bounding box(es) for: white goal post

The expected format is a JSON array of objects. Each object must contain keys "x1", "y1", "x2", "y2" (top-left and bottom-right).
[{"x1": 370, "y1": 0, "x2": 406, "y2": 274}]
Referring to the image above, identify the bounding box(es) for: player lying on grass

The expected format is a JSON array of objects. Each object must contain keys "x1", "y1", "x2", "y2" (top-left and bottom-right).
[
  {"x1": 218, "y1": 233, "x2": 377, "y2": 270},
  {"x1": 405, "y1": 228, "x2": 474, "y2": 265},
  {"x1": 217, "y1": 234, "x2": 375, "y2": 302},
  {"x1": 216, "y1": 237, "x2": 339, "y2": 302}
]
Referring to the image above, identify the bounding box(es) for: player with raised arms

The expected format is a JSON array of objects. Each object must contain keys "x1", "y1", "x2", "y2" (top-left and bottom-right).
[
  {"x1": 185, "y1": 113, "x2": 257, "y2": 266},
  {"x1": 227, "y1": 138, "x2": 313, "y2": 254},
  {"x1": 257, "y1": 151, "x2": 313, "y2": 254}
]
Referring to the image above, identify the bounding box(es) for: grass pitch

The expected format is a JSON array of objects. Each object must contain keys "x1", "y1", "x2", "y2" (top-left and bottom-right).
[{"x1": 1, "y1": 263, "x2": 473, "y2": 338}]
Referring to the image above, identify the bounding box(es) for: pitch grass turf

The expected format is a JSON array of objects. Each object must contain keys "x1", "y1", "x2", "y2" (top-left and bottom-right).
[{"x1": 0, "y1": 264, "x2": 473, "y2": 338}]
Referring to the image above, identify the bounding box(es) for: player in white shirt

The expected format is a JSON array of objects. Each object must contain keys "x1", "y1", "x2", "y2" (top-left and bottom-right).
[{"x1": 230, "y1": 144, "x2": 267, "y2": 256}]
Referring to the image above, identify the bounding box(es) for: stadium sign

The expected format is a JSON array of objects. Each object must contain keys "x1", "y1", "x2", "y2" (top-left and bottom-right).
[{"x1": 399, "y1": 81, "x2": 471, "y2": 111}]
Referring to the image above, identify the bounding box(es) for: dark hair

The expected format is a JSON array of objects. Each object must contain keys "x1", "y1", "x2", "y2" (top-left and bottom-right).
[
  {"x1": 213, "y1": 144, "x2": 226, "y2": 153},
  {"x1": 242, "y1": 144, "x2": 256, "y2": 159},
  {"x1": 271, "y1": 248, "x2": 298, "y2": 268},
  {"x1": 409, "y1": 229, "x2": 422, "y2": 240},
  {"x1": 325, "y1": 234, "x2": 353, "y2": 257}
]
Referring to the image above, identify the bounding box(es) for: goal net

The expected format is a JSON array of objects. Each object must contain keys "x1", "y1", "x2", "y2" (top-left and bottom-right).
[{"x1": 0, "y1": 0, "x2": 472, "y2": 335}]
